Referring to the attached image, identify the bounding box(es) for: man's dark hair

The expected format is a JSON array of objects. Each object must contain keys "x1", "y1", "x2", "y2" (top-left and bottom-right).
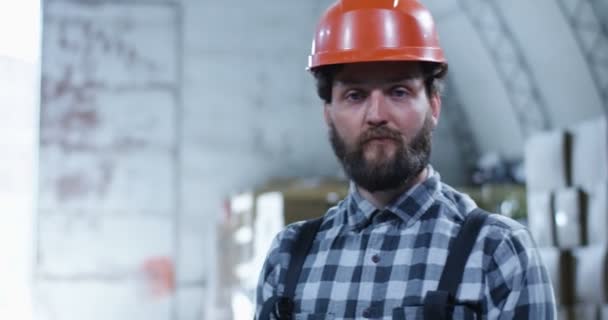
[{"x1": 311, "y1": 62, "x2": 448, "y2": 104}]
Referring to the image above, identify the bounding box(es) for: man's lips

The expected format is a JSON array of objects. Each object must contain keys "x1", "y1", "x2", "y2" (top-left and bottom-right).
[{"x1": 363, "y1": 137, "x2": 398, "y2": 145}]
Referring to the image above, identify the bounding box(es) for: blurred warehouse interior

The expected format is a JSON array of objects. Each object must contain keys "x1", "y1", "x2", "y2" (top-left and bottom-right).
[{"x1": 0, "y1": 0, "x2": 607, "y2": 319}]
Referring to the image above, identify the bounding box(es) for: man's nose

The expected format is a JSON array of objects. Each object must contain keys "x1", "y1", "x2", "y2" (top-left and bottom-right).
[{"x1": 366, "y1": 89, "x2": 389, "y2": 126}]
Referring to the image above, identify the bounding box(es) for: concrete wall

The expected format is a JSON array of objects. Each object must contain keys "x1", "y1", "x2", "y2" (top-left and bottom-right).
[
  {"x1": 37, "y1": 1, "x2": 181, "y2": 319},
  {"x1": 36, "y1": 1, "x2": 469, "y2": 320}
]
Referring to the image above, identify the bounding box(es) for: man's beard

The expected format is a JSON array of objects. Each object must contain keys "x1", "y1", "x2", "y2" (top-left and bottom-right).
[{"x1": 329, "y1": 116, "x2": 433, "y2": 192}]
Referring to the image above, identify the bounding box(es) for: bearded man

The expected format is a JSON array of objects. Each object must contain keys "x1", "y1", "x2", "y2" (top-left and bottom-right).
[{"x1": 255, "y1": 1, "x2": 556, "y2": 319}]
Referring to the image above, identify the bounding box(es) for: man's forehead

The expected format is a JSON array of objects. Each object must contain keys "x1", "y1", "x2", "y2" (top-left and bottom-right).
[{"x1": 334, "y1": 61, "x2": 425, "y2": 85}]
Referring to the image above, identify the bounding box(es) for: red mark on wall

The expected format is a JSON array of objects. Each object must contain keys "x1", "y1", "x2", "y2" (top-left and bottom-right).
[
  {"x1": 56, "y1": 173, "x2": 89, "y2": 201},
  {"x1": 59, "y1": 109, "x2": 99, "y2": 130},
  {"x1": 142, "y1": 257, "x2": 175, "y2": 298},
  {"x1": 54, "y1": 161, "x2": 115, "y2": 201}
]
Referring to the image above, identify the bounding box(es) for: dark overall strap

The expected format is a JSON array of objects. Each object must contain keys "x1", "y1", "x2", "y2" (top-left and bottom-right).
[
  {"x1": 257, "y1": 217, "x2": 324, "y2": 320},
  {"x1": 423, "y1": 208, "x2": 489, "y2": 319}
]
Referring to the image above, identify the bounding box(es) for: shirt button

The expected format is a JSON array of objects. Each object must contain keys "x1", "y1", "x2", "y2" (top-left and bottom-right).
[
  {"x1": 371, "y1": 254, "x2": 380, "y2": 263},
  {"x1": 362, "y1": 308, "x2": 371, "y2": 318}
]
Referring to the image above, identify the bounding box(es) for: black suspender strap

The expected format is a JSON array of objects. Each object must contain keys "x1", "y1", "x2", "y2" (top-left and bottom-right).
[
  {"x1": 283, "y1": 217, "x2": 324, "y2": 299},
  {"x1": 257, "y1": 217, "x2": 324, "y2": 320},
  {"x1": 423, "y1": 208, "x2": 489, "y2": 319},
  {"x1": 438, "y1": 208, "x2": 489, "y2": 292},
  {"x1": 257, "y1": 296, "x2": 279, "y2": 320}
]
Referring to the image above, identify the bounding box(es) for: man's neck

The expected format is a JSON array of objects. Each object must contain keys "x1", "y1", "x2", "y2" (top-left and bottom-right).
[{"x1": 357, "y1": 168, "x2": 429, "y2": 209}]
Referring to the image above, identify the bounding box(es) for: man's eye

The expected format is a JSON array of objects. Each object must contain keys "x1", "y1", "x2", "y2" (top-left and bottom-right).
[
  {"x1": 391, "y1": 87, "x2": 410, "y2": 98},
  {"x1": 345, "y1": 91, "x2": 365, "y2": 101}
]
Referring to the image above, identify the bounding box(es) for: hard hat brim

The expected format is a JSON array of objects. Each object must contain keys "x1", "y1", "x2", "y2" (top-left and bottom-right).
[{"x1": 307, "y1": 47, "x2": 446, "y2": 70}]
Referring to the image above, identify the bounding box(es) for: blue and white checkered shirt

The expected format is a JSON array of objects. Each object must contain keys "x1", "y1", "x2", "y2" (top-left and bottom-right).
[{"x1": 256, "y1": 167, "x2": 556, "y2": 319}]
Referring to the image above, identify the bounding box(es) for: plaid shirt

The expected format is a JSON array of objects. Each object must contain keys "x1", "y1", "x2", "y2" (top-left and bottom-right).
[{"x1": 256, "y1": 167, "x2": 556, "y2": 319}]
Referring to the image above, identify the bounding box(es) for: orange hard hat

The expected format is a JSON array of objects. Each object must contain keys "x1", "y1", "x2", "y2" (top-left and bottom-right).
[{"x1": 307, "y1": 0, "x2": 447, "y2": 72}]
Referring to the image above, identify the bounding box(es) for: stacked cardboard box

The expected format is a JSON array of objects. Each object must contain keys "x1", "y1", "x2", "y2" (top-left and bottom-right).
[
  {"x1": 219, "y1": 177, "x2": 349, "y2": 320},
  {"x1": 525, "y1": 116, "x2": 608, "y2": 320}
]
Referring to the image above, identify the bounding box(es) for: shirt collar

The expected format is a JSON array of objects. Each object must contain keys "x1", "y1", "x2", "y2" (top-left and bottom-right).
[{"x1": 344, "y1": 166, "x2": 441, "y2": 229}]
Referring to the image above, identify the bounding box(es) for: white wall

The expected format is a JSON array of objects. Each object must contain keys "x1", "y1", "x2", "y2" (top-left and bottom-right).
[
  {"x1": 0, "y1": 0, "x2": 40, "y2": 319},
  {"x1": 0, "y1": 55, "x2": 37, "y2": 320}
]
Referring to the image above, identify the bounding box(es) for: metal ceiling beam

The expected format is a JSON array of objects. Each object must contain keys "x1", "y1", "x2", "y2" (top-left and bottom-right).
[
  {"x1": 556, "y1": 0, "x2": 608, "y2": 113},
  {"x1": 459, "y1": 0, "x2": 552, "y2": 137}
]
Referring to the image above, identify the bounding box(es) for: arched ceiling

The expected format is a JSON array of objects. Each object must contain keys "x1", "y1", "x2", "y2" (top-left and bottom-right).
[{"x1": 424, "y1": 0, "x2": 607, "y2": 160}]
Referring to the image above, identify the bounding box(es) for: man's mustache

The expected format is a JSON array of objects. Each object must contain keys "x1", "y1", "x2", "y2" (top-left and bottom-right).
[{"x1": 359, "y1": 126, "x2": 402, "y2": 144}]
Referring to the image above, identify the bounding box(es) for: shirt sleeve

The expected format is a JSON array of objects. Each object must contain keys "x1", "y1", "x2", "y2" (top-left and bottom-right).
[{"x1": 484, "y1": 227, "x2": 557, "y2": 319}]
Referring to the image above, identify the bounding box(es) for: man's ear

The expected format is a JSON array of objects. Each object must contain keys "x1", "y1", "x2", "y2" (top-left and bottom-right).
[{"x1": 429, "y1": 93, "x2": 441, "y2": 127}]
